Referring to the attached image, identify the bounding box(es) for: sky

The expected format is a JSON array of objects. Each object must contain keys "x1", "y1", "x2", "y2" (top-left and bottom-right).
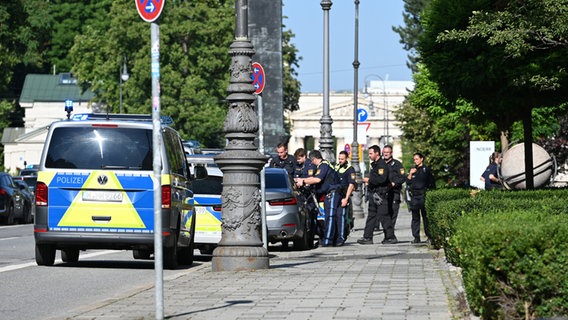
[{"x1": 282, "y1": 0, "x2": 413, "y2": 93}]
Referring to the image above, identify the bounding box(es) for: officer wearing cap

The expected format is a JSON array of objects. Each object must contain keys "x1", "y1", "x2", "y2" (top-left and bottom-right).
[{"x1": 295, "y1": 150, "x2": 342, "y2": 247}]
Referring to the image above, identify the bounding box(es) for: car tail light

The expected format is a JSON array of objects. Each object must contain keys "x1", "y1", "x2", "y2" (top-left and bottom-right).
[
  {"x1": 35, "y1": 182, "x2": 48, "y2": 206},
  {"x1": 268, "y1": 197, "x2": 297, "y2": 206},
  {"x1": 319, "y1": 195, "x2": 325, "y2": 202},
  {"x1": 0, "y1": 188, "x2": 7, "y2": 196},
  {"x1": 212, "y1": 204, "x2": 222, "y2": 212},
  {"x1": 161, "y1": 185, "x2": 171, "y2": 209}
]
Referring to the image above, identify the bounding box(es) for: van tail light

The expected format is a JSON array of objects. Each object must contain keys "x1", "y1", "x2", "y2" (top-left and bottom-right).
[
  {"x1": 36, "y1": 182, "x2": 48, "y2": 206},
  {"x1": 212, "y1": 204, "x2": 222, "y2": 212},
  {"x1": 268, "y1": 197, "x2": 297, "y2": 206},
  {"x1": 319, "y1": 195, "x2": 325, "y2": 202},
  {"x1": 161, "y1": 185, "x2": 171, "y2": 209}
]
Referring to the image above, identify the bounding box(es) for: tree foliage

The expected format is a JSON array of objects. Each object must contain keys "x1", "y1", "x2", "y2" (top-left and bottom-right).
[
  {"x1": 395, "y1": 64, "x2": 497, "y2": 186},
  {"x1": 416, "y1": 0, "x2": 568, "y2": 188},
  {"x1": 392, "y1": 0, "x2": 429, "y2": 72}
]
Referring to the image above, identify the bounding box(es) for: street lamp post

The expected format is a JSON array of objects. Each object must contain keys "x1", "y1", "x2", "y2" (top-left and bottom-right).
[
  {"x1": 351, "y1": 0, "x2": 364, "y2": 219},
  {"x1": 119, "y1": 55, "x2": 129, "y2": 114},
  {"x1": 212, "y1": 0, "x2": 269, "y2": 271},
  {"x1": 364, "y1": 74, "x2": 388, "y2": 145},
  {"x1": 319, "y1": 0, "x2": 335, "y2": 163}
]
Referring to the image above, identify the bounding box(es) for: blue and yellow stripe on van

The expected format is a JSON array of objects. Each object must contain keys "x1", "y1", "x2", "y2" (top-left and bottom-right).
[{"x1": 39, "y1": 170, "x2": 160, "y2": 232}]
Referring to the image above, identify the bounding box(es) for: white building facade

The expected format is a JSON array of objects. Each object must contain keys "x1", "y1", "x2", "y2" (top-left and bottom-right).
[{"x1": 287, "y1": 81, "x2": 414, "y2": 166}]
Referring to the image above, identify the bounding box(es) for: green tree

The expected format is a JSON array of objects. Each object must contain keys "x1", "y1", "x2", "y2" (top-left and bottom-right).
[
  {"x1": 392, "y1": 0, "x2": 429, "y2": 72},
  {"x1": 419, "y1": 0, "x2": 568, "y2": 188},
  {"x1": 395, "y1": 64, "x2": 496, "y2": 186},
  {"x1": 70, "y1": 1, "x2": 234, "y2": 148},
  {"x1": 282, "y1": 27, "x2": 301, "y2": 112}
]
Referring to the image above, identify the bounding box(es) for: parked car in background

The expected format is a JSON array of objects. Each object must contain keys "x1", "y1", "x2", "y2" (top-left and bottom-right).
[
  {"x1": 192, "y1": 165, "x2": 223, "y2": 255},
  {"x1": 265, "y1": 167, "x2": 310, "y2": 250},
  {"x1": 13, "y1": 180, "x2": 34, "y2": 223},
  {"x1": 190, "y1": 165, "x2": 312, "y2": 253},
  {"x1": 0, "y1": 172, "x2": 29, "y2": 224}
]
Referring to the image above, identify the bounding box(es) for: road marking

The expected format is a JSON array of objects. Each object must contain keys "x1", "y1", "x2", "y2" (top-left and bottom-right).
[{"x1": 0, "y1": 250, "x2": 115, "y2": 273}]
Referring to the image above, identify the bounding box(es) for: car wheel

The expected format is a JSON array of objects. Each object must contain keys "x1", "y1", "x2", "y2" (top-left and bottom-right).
[
  {"x1": 24, "y1": 204, "x2": 33, "y2": 224},
  {"x1": 133, "y1": 249, "x2": 152, "y2": 260},
  {"x1": 35, "y1": 244, "x2": 56, "y2": 266},
  {"x1": 61, "y1": 249, "x2": 80, "y2": 263},
  {"x1": 5, "y1": 203, "x2": 15, "y2": 225},
  {"x1": 293, "y1": 221, "x2": 310, "y2": 251}
]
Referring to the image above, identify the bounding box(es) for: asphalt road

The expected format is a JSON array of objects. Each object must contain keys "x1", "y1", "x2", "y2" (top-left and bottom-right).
[{"x1": 0, "y1": 224, "x2": 208, "y2": 320}]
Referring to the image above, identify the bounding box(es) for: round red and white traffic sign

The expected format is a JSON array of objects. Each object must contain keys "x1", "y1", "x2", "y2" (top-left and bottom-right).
[
  {"x1": 251, "y1": 62, "x2": 265, "y2": 94},
  {"x1": 136, "y1": 0, "x2": 165, "y2": 23}
]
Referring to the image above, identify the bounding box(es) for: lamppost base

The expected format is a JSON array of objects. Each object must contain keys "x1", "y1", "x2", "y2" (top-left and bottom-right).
[
  {"x1": 212, "y1": 245, "x2": 269, "y2": 271},
  {"x1": 351, "y1": 189, "x2": 365, "y2": 219}
]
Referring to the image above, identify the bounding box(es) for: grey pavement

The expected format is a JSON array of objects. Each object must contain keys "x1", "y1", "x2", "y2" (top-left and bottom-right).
[{"x1": 63, "y1": 206, "x2": 472, "y2": 320}]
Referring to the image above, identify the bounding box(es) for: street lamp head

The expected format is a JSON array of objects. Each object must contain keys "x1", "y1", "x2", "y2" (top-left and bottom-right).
[{"x1": 121, "y1": 61, "x2": 130, "y2": 82}]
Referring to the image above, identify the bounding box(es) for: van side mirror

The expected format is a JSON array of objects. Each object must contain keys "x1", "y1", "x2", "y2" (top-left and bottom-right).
[{"x1": 193, "y1": 165, "x2": 208, "y2": 180}]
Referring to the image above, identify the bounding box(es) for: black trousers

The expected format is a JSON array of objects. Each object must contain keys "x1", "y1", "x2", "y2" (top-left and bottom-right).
[
  {"x1": 410, "y1": 194, "x2": 430, "y2": 239},
  {"x1": 364, "y1": 194, "x2": 394, "y2": 240}
]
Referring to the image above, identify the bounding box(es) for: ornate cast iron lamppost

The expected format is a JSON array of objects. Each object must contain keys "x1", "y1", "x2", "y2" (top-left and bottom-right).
[
  {"x1": 351, "y1": 0, "x2": 364, "y2": 219},
  {"x1": 212, "y1": 0, "x2": 269, "y2": 272},
  {"x1": 319, "y1": 0, "x2": 335, "y2": 163}
]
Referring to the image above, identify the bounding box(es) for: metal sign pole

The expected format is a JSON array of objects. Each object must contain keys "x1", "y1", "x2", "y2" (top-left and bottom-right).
[
  {"x1": 151, "y1": 23, "x2": 164, "y2": 320},
  {"x1": 257, "y1": 94, "x2": 267, "y2": 249}
]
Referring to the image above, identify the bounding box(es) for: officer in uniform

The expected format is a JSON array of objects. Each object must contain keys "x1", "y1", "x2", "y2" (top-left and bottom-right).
[
  {"x1": 335, "y1": 150, "x2": 356, "y2": 238},
  {"x1": 358, "y1": 145, "x2": 396, "y2": 244},
  {"x1": 295, "y1": 150, "x2": 342, "y2": 247},
  {"x1": 293, "y1": 148, "x2": 315, "y2": 179},
  {"x1": 382, "y1": 145, "x2": 406, "y2": 232},
  {"x1": 406, "y1": 152, "x2": 436, "y2": 244},
  {"x1": 293, "y1": 148, "x2": 319, "y2": 246},
  {"x1": 271, "y1": 142, "x2": 298, "y2": 180}
]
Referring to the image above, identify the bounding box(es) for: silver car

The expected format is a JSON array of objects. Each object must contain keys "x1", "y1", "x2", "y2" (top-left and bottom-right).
[{"x1": 264, "y1": 168, "x2": 311, "y2": 250}]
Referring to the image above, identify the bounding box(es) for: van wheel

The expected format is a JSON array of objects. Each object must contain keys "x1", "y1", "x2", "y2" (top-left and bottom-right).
[
  {"x1": 133, "y1": 249, "x2": 152, "y2": 260},
  {"x1": 35, "y1": 244, "x2": 56, "y2": 266},
  {"x1": 61, "y1": 249, "x2": 80, "y2": 263},
  {"x1": 164, "y1": 233, "x2": 179, "y2": 270}
]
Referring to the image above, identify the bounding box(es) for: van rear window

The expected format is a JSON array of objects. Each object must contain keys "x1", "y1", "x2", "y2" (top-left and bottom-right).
[{"x1": 45, "y1": 127, "x2": 153, "y2": 170}]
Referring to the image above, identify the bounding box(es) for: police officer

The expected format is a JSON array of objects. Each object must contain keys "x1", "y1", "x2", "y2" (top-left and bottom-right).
[
  {"x1": 358, "y1": 145, "x2": 396, "y2": 245},
  {"x1": 406, "y1": 152, "x2": 436, "y2": 244},
  {"x1": 295, "y1": 150, "x2": 342, "y2": 247},
  {"x1": 271, "y1": 142, "x2": 298, "y2": 180},
  {"x1": 335, "y1": 150, "x2": 356, "y2": 238},
  {"x1": 382, "y1": 145, "x2": 406, "y2": 231},
  {"x1": 293, "y1": 148, "x2": 315, "y2": 179},
  {"x1": 293, "y1": 148, "x2": 319, "y2": 246}
]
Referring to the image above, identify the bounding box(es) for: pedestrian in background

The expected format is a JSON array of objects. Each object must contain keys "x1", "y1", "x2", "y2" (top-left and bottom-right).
[
  {"x1": 406, "y1": 152, "x2": 436, "y2": 244},
  {"x1": 335, "y1": 151, "x2": 356, "y2": 238},
  {"x1": 480, "y1": 152, "x2": 502, "y2": 190},
  {"x1": 358, "y1": 145, "x2": 396, "y2": 245},
  {"x1": 295, "y1": 150, "x2": 342, "y2": 247}
]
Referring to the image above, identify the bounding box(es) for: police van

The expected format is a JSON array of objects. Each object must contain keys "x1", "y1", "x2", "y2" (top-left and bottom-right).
[{"x1": 34, "y1": 114, "x2": 205, "y2": 269}]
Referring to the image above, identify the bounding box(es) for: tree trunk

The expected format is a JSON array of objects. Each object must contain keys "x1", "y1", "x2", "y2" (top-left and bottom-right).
[{"x1": 523, "y1": 108, "x2": 534, "y2": 189}]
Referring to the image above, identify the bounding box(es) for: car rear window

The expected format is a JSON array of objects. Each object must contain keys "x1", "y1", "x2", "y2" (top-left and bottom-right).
[
  {"x1": 265, "y1": 171, "x2": 289, "y2": 189},
  {"x1": 45, "y1": 127, "x2": 153, "y2": 170},
  {"x1": 192, "y1": 176, "x2": 223, "y2": 195}
]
